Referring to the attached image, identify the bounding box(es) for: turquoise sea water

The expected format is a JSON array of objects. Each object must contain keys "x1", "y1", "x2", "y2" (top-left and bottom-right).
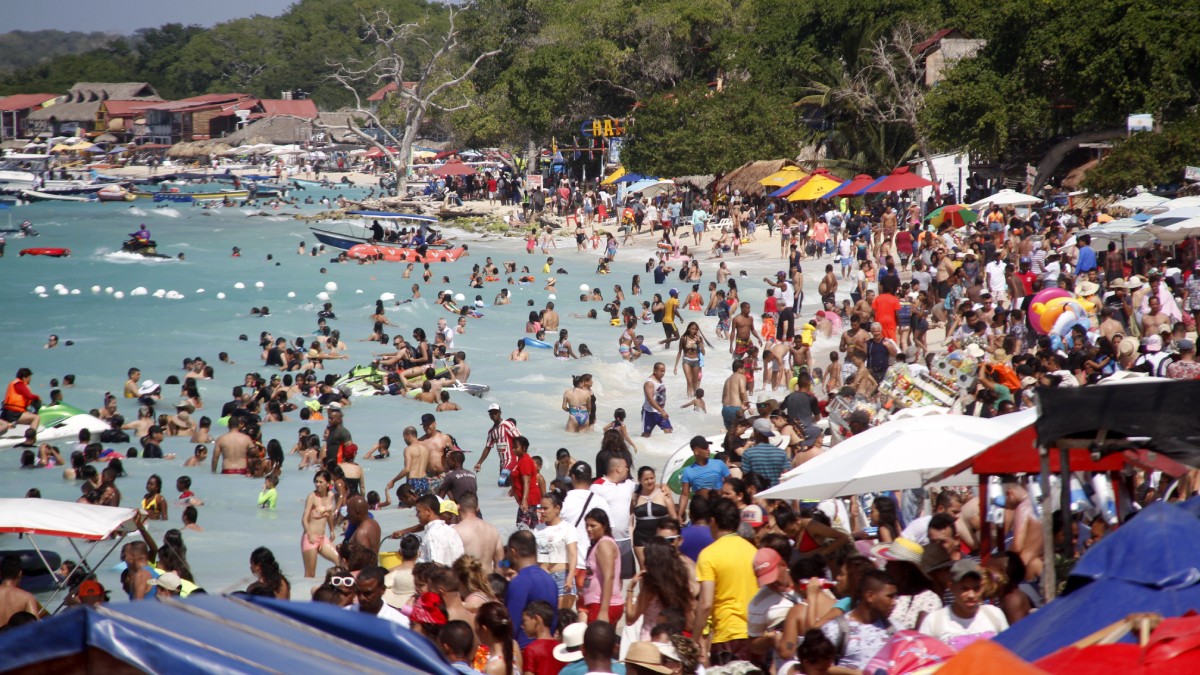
[{"x1": 0, "y1": 185, "x2": 804, "y2": 599}]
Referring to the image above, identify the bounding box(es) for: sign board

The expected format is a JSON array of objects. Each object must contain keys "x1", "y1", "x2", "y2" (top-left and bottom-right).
[
  {"x1": 1186, "y1": 166, "x2": 1200, "y2": 182},
  {"x1": 1127, "y1": 114, "x2": 1153, "y2": 133},
  {"x1": 525, "y1": 174, "x2": 543, "y2": 191},
  {"x1": 580, "y1": 118, "x2": 627, "y2": 138},
  {"x1": 607, "y1": 138, "x2": 623, "y2": 165}
]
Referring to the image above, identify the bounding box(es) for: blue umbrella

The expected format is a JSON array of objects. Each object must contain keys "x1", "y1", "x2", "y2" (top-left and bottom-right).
[
  {"x1": 994, "y1": 502, "x2": 1200, "y2": 661},
  {"x1": 613, "y1": 173, "x2": 646, "y2": 184},
  {"x1": 769, "y1": 180, "x2": 802, "y2": 198}
]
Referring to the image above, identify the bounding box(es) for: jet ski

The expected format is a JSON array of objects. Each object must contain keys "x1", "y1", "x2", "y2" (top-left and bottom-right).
[
  {"x1": 121, "y1": 238, "x2": 171, "y2": 259},
  {"x1": 0, "y1": 403, "x2": 109, "y2": 450}
]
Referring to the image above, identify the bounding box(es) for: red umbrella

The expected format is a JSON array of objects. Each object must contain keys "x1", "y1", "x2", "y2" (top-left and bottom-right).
[
  {"x1": 432, "y1": 161, "x2": 476, "y2": 177},
  {"x1": 863, "y1": 630, "x2": 956, "y2": 674},
  {"x1": 1036, "y1": 614, "x2": 1200, "y2": 675},
  {"x1": 861, "y1": 166, "x2": 937, "y2": 194},
  {"x1": 825, "y1": 173, "x2": 880, "y2": 199}
]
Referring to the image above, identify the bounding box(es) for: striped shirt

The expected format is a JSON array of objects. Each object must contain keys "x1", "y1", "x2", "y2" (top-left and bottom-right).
[{"x1": 741, "y1": 443, "x2": 791, "y2": 488}]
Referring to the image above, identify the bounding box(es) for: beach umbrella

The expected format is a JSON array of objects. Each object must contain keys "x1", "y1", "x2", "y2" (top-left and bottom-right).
[
  {"x1": 759, "y1": 166, "x2": 808, "y2": 187},
  {"x1": 927, "y1": 204, "x2": 980, "y2": 229},
  {"x1": 758, "y1": 414, "x2": 1019, "y2": 501},
  {"x1": 769, "y1": 180, "x2": 803, "y2": 198},
  {"x1": 824, "y1": 173, "x2": 878, "y2": 199},
  {"x1": 860, "y1": 165, "x2": 937, "y2": 194},
  {"x1": 970, "y1": 189, "x2": 1042, "y2": 209},
  {"x1": 863, "y1": 631, "x2": 956, "y2": 674},
  {"x1": 1035, "y1": 615, "x2": 1200, "y2": 675},
  {"x1": 1147, "y1": 216, "x2": 1200, "y2": 243},
  {"x1": 1146, "y1": 206, "x2": 1200, "y2": 228},
  {"x1": 601, "y1": 167, "x2": 627, "y2": 185},
  {"x1": 936, "y1": 641, "x2": 1049, "y2": 675},
  {"x1": 613, "y1": 173, "x2": 646, "y2": 184},
  {"x1": 786, "y1": 171, "x2": 844, "y2": 201},
  {"x1": 432, "y1": 161, "x2": 476, "y2": 177},
  {"x1": 627, "y1": 178, "x2": 673, "y2": 198},
  {"x1": 1110, "y1": 193, "x2": 1168, "y2": 211}
]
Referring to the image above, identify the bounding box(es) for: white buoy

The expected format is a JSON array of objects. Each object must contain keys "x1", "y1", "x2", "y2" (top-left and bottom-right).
[
  {"x1": 70, "y1": 289, "x2": 80, "y2": 295},
  {"x1": 131, "y1": 287, "x2": 148, "y2": 296},
  {"x1": 580, "y1": 284, "x2": 590, "y2": 292},
  {"x1": 324, "y1": 281, "x2": 338, "y2": 292},
  {"x1": 196, "y1": 289, "x2": 205, "y2": 294},
  {"x1": 234, "y1": 282, "x2": 246, "y2": 289},
  {"x1": 380, "y1": 292, "x2": 396, "y2": 301},
  {"x1": 57, "y1": 288, "x2": 68, "y2": 295},
  {"x1": 355, "y1": 289, "x2": 363, "y2": 294},
  {"x1": 255, "y1": 281, "x2": 265, "y2": 289},
  {"x1": 287, "y1": 291, "x2": 296, "y2": 298},
  {"x1": 113, "y1": 291, "x2": 125, "y2": 299},
  {"x1": 152, "y1": 289, "x2": 166, "y2": 298},
  {"x1": 53, "y1": 284, "x2": 66, "y2": 292},
  {"x1": 33, "y1": 285, "x2": 46, "y2": 294},
  {"x1": 216, "y1": 292, "x2": 226, "y2": 300},
  {"x1": 317, "y1": 291, "x2": 330, "y2": 301},
  {"x1": 166, "y1": 291, "x2": 184, "y2": 299},
  {"x1": 37, "y1": 293, "x2": 48, "y2": 298},
  {"x1": 105, "y1": 287, "x2": 114, "y2": 294},
  {"x1": 90, "y1": 285, "x2": 101, "y2": 294},
  {"x1": 548, "y1": 293, "x2": 557, "y2": 300},
  {"x1": 455, "y1": 293, "x2": 465, "y2": 301}
]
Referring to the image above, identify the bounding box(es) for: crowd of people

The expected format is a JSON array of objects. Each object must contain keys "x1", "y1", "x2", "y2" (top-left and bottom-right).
[{"x1": 5, "y1": 178, "x2": 1198, "y2": 674}]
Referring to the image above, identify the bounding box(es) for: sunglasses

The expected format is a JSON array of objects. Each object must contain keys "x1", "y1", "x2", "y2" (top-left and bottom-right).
[{"x1": 330, "y1": 576, "x2": 355, "y2": 588}]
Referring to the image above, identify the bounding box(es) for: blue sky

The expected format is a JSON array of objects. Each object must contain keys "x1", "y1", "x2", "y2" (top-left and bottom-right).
[{"x1": 6, "y1": 0, "x2": 297, "y2": 33}]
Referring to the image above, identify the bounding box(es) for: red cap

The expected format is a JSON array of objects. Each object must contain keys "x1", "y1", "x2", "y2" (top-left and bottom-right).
[
  {"x1": 78, "y1": 580, "x2": 105, "y2": 598},
  {"x1": 753, "y1": 548, "x2": 784, "y2": 587}
]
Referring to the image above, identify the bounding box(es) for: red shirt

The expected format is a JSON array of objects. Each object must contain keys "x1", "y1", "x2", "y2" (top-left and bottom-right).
[
  {"x1": 522, "y1": 639, "x2": 563, "y2": 675},
  {"x1": 1015, "y1": 271, "x2": 1036, "y2": 295},
  {"x1": 895, "y1": 230, "x2": 914, "y2": 254},
  {"x1": 512, "y1": 453, "x2": 542, "y2": 507},
  {"x1": 487, "y1": 179, "x2": 497, "y2": 192},
  {"x1": 872, "y1": 293, "x2": 901, "y2": 340},
  {"x1": 764, "y1": 296, "x2": 779, "y2": 315}
]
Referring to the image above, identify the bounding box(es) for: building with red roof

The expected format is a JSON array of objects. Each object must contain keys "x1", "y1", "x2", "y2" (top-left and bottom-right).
[{"x1": 0, "y1": 93, "x2": 58, "y2": 141}]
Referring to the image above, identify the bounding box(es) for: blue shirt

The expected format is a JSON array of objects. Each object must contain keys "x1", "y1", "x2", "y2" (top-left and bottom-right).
[
  {"x1": 741, "y1": 443, "x2": 790, "y2": 487},
  {"x1": 1076, "y1": 245, "x2": 1097, "y2": 272},
  {"x1": 679, "y1": 524, "x2": 715, "y2": 562},
  {"x1": 561, "y1": 662, "x2": 627, "y2": 675},
  {"x1": 680, "y1": 459, "x2": 730, "y2": 491},
  {"x1": 506, "y1": 565, "x2": 559, "y2": 648}
]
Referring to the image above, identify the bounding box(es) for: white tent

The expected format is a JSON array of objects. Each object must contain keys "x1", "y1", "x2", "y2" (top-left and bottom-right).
[
  {"x1": 1110, "y1": 193, "x2": 1168, "y2": 211},
  {"x1": 970, "y1": 189, "x2": 1043, "y2": 209},
  {"x1": 626, "y1": 178, "x2": 674, "y2": 199},
  {"x1": 1146, "y1": 206, "x2": 1200, "y2": 228},
  {"x1": 1067, "y1": 218, "x2": 1157, "y2": 248},
  {"x1": 763, "y1": 411, "x2": 1034, "y2": 500}
]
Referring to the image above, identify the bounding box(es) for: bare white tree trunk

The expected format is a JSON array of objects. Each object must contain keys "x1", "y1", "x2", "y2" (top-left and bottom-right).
[
  {"x1": 837, "y1": 22, "x2": 941, "y2": 190},
  {"x1": 322, "y1": 7, "x2": 499, "y2": 198}
]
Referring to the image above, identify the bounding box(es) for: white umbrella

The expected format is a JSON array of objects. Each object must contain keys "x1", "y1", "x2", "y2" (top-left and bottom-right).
[
  {"x1": 1148, "y1": 216, "x2": 1200, "y2": 243},
  {"x1": 1071, "y1": 218, "x2": 1157, "y2": 249},
  {"x1": 627, "y1": 178, "x2": 674, "y2": 198},
  {"x1": 1110, "y1": 193, "x2": 1168, "y2": 211},
  {"x1": 970, "y1": 189, "x2": 1043, "y2": 209},
  {"x1": 1146, "y1": 206, "x2": 1200, "y2": 227},
  {"x1": 1152, "y1": 196, "x2": 1200, "y2": 212},
  {"x1": 760, "y1": 413, "x2": 1025, "y2": 501}
]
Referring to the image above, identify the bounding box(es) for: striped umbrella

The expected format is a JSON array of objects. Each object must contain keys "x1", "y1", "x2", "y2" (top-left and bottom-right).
[{"x1": 927, "y1": 204, "x2": 979, "y2": 229}]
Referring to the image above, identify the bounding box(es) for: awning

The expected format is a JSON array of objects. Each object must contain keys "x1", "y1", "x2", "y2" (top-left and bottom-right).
[
  {"x1": 0, "y1": 498, "x2": 136, "y2": 540},
  {"x1": 860, "y1": 165, "x2": 937, "y2": 194},
  {"x1": 601, "y1": 166, "x2": 627, "y2": 185}
]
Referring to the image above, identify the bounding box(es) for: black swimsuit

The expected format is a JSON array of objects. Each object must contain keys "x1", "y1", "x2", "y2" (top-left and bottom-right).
[{"x1": 632, "y1": 497, "x2": 670, "y2": 546}]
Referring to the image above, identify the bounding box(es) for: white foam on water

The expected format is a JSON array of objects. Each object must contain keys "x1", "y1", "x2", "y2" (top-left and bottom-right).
[
  {"x1": 128, "y1": 207, "x2": 148, "y2": 216},
  {"x1": 153, "y1": 208, "x2": 181, "y2": 218},
  {"x1": 101, "y1": 251, "x2": 176, "y2": 264}
]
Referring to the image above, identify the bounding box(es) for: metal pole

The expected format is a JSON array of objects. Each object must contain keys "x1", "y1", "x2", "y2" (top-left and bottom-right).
[
  {"x1": 979, "y1": 473, "x2": 992, "y2": 564},
  {"x1": 1039, "y1": 445, "x2": 1057, "y2": 601},
  {"x1": 1060, "y1": 446, "x2": 1073, "y2": 559}
]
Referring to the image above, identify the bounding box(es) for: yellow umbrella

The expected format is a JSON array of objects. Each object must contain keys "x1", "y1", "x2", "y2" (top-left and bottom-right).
[
  {"x1": 760, "y1": 166, "x2": 808, "y2": 187},
  {"x1": 787, "y1": 174, "x2": 844, "y2": 201},
  {"x1": 601, "y1": 167, "x2": 626, "y2": 185}
]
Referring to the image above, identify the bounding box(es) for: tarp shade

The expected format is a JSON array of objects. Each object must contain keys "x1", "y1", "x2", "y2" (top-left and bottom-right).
[
  {"x1": 0, "y1": 596, "x2": 458, "y2": 675},
  {"x1": 1035, "y1": 382, "x2": 1200, "y2": 467},
  {"x1": 0, "y1": 498, "x2": 135, "y2": 540}
]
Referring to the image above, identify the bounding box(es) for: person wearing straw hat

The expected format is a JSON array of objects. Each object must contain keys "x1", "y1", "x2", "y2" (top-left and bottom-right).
[
  {"x1": 622, "y1": 641, "x2": 673, "y2": 674},
  {"x1": 871, "y1": 538, "x2": 942, "y2": 631}
]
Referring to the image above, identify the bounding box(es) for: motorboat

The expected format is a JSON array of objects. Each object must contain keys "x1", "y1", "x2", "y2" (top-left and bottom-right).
[
  {"x1": 309, "y1": 210, "x2": 440, "y2": 251},
  {"x1": 120, "y1": 238, "x2": 170, "y2": 258}
]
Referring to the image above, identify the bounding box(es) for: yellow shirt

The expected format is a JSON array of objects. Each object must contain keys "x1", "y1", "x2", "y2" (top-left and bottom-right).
[
  {"x1": 663, "y1": 297, "x2": 679, "y2": 325},
  {"x1": 543, "y1": 263, "x2": 551, "y2": 273},
  {"x1": 696, "y1": 533, "x2": 758, "y2": 643}
]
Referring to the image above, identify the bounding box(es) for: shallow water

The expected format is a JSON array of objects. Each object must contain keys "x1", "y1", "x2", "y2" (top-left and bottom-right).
[{"x1": 0, "y1": 189, "x2": 826, "y2": 599}]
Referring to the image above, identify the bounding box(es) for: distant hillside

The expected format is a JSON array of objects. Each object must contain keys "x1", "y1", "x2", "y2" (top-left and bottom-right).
[{"x1": 0, "y1": 30, "x2": 121, "y2": 74}]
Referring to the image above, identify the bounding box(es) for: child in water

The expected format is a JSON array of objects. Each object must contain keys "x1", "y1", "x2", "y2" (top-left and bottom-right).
[
  {"x1": 258, "y1": 475, "x2": 279, "y2": 510},
  {"x1": 679, "y1": 388, "x2": 707, "y2": 414}
]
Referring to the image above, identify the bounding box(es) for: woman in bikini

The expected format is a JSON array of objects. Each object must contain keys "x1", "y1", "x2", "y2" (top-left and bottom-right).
[
  {"x1": 141, "y1": 475, "x2": 168, "y2": 521},
  {"x1": 630, "y1": 467, "x2": 678, "y2": 568},
  {"x1": 673, "y1": 321, "x2": 713, "y2": 399},
  {"x1": 301, "y1": 469, "x2": 339, "y2": 577},
  {"x1": 684, "y1": 284, "x2": 704, "y2": 312}
]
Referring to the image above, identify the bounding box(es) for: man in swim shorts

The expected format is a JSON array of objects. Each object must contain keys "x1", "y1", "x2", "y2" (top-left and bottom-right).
[
  {"x1": 562, "y1": 373, "x2": 594, "y2": 432},
  {"x1": 476, "y1": 404, "x2": 521, "y2": 486},
  {"x1": 641, "y1": 362, "x2": 673, "y2": 438},
  {"x1": 211, "y1": 415, "x2": 253, "y2": 474}
]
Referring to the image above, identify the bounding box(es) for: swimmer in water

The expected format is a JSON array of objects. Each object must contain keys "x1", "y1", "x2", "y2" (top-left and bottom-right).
[
  {"x1": 562, "y1": 374, "x2": 593, "y2": 432},
  {"x1": 552, "y1": 329, "x2": 577, "y2": 360}
]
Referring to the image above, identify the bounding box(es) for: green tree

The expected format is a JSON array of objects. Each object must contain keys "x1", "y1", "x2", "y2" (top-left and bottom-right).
[
  {"x1": 1083, "y1": 113, "x2": 1200, "y2": 194},
  {"x1": 620, "y1": 83, "x2": 803, "y2": 177}
]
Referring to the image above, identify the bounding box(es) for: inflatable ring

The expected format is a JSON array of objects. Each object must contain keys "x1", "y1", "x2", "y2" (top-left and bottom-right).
[{"x1": 485, "y1": 276, "x2": 499, "y2": 282}]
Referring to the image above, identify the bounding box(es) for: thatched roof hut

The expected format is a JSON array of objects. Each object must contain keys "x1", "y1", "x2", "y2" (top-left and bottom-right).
[{"x1": 714, "y1": 159, "x2": 800, "y2": 196}]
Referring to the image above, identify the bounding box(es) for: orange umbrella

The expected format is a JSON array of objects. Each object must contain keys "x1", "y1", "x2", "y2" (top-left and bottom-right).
[{"x1": 934, "y1": 640, "x2": 1050, "y2": 675}]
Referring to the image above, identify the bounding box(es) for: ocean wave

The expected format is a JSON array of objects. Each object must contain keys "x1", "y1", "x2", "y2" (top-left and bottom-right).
[{"x1": 98, "y1": 250, "x2": 178, "y2": 264}]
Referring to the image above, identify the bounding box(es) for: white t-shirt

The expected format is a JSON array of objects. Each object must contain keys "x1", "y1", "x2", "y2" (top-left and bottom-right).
[
  {"x1": 561, "y1": 488, "x2": 612, "y2": 569},
  {"x1": 747, "y1": 587, "x2": 799, "y2": 636},
  {"x1": 590, "y1": 478, "x2": 638, "y2": 541},
  {"x1": 900, "y1": 515, "x2": 932, "y2": 546},
  {"x1": 839, "y1": 239, "x2": 854, "y2": 258},
  {"x1": 439, "y1": 326, "x2": 455, "y2": 349},
  {"x1": 984, "y1": 261, "x2": 1007, "y2": 292},
  {"x1": 535, "y1": 519, "x2": 579, "y2": 566},
  {"x1": 919, "y1": 605, "x2": 1008, "y2": 651}
]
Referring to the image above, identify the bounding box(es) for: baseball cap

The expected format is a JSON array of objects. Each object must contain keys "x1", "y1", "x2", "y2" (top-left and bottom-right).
[
  {"x1": 752, "y1": 547, "x2": 783, "y2": 586},
  {"x1": 487, "y1": 403, "x2": 501, "y2": 412},
  {"x1": 950, "y1": 559, "x2": 984, "y2": 582},
  {"x1": 669, "y1": 288, "x2": 678, "y2": 297},
  {"x1": 440, "y1": 500, "x2": 459, "y2": 516},
  {"x1": 149, "y1": 571, "x2": 183, "y2": 592},
  {"x1": 871, "y1": 538, "x2": 925, "y2": 564},
  {"x1": 742, "y1": 504, "x2": 766, "y2": 530},
  {"x1": 751, "y1": 418, "x2": 776, "y2": 438},
  {"x1": 776, "y1": 270, "x2": 787, "y2": 277},
  {"x1": 689, "y1": 435, "x2": 711, "y2": 449},
  {"x1": 78, "y1": 580, "x2": 105, "y2": 599},
  {"x1": 1145, "y1": 335, "x2": 1164, "y2": 352}
]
